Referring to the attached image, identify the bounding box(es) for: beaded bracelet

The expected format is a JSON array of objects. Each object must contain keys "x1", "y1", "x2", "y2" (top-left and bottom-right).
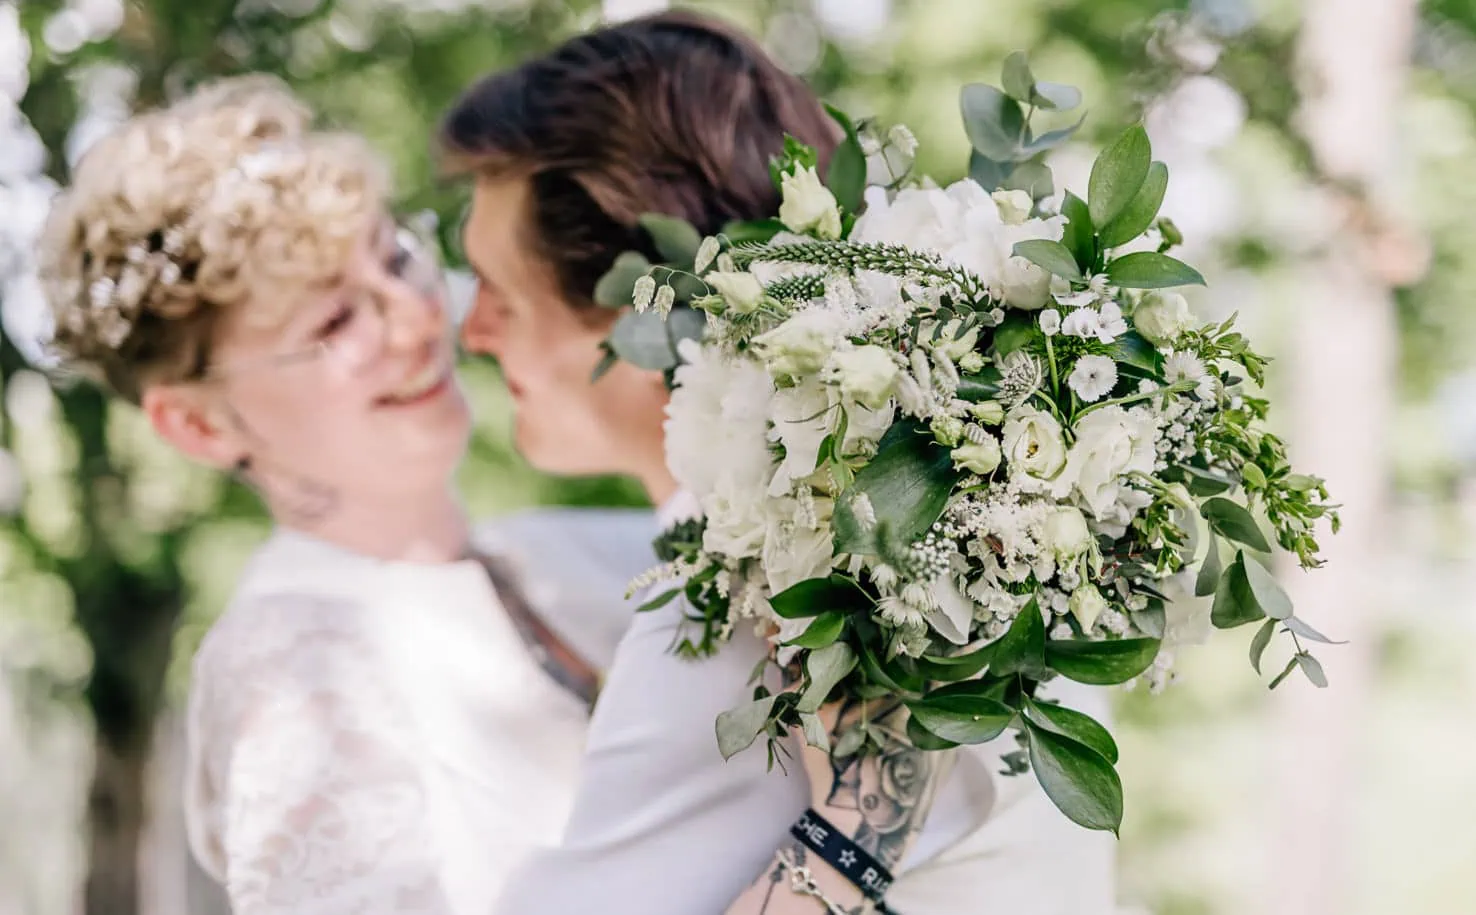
[{"x1": 774, "y1": 848, "x2": 853, "y2": 915}]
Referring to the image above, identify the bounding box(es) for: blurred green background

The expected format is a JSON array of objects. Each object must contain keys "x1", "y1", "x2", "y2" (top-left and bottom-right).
[{"x1": 2, "y1": 0, "x2": 1474, "y2": 913}]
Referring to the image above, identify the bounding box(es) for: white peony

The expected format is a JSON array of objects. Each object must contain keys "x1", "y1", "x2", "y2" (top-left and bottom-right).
[
  {"x1": 1052, "y1": 406, "x2": 1159, "y2": 521},
  {"x1": 1000, "y1": 255, "x2": 1054, "y2": 309},
  {"x1": 1001, "y1": 406, "x2": 1068, "y2": 480},
  {"x1": 705, "y1": 271, "x2": 766, "y2": 315},
  {"x1": 1067, "y1": 354, "x2": 1119, "y2": 403},
  {"x1": 1132, "y1": 291, "x2": 1196, "y2": 346},
  {"x1": 828, "y1": 345, "x2": 899, "y2": 410},
  {"x1": 701, "y1": 477, "x2": 769, "y2": 559},
  {"x1": 665, "y1": 340, "x2": 776, "y2": 500},
  {"x1": 778, "y1": 166, "x2": 842, "y2": 239},
  {"x1": 752, "y1": 308, "x2": 847, "y2": 379},
  {"x1": 1042, "y1": 505, "x2": 1093, "y2": 561}
]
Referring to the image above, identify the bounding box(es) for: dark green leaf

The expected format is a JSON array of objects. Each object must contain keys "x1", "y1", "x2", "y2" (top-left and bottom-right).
[
  {"x1": 798, "y1": 642, "x2": 857, "y2": 713},
  {"x1": 636, "y1": 587, "x2": 681, "y2": 614},
  {"x1": 1110, "y1": 330, "x2": 1161, "y2": 375},
  {"x1": 990, "y1": 598, "x2": 1050, "y2": 679},
  {"x1": 908, "y1": 695, "x2": 1015, "y2": 744},
  {"x1": 1241, "y1": 555, "x2": 1292, "y2": 620},
  {"x1": 832, "y1": 423, "x2": 962, "y2": 555},
  {"x1": 1025, "y1": 721, "x2": 1124, "y2": 834},
  {"x1": 664, "y1": 305, "x2": 707, "y2": 353},
  {"x1": 1003, "y1": 161, "x2": 1055, "y2": 202},
  {"x1": 786, "y1": 611, "x2": 847, "y2": 648},
  {"x1": 1001, "y1": 51, "x2": 1036, "y2": 102},
  {"x1": 1195, "y1": 536, "x2": 1223, "y2": 597},
  {"x1": 960, "y1": 84, "x2": 1026, "y2": 161},
  {"x1": 990, "y1": 313, "x2": 1038, "y2": 358},
  {"x1": 913, "y1": 640, "x2": 998, "y2": 682},
  {"x1": 593, "y1": 251, "x2": 654, "y2": 308},
  {"x1": 1060, "y1": 191, "x2": 1095, "y2": 274},
  {"x1": 638, "y1": 213, "x2": 702, "y2": 264},
  {"x1": 1201, "y1": 498, "x2": 1272, "y2": 552},
  {"x1": 1268, "y1": 656, "x2": 1299, "y2": 690},
  {"x1": 606, "y1": 309, "x2": 679, "y2": 371},
  {"x1": 1013, "y1": 239, "x2": 1084, "y2": 280},
  {"x1": 1106, "y1": 252, "x2": 1207, "y2": 289},
  {"x1": 1284, "y1": 616, "x2": 1346, "y2": 645},
  {"x1": 720, "y1": 217, "x2": 786, "y2": 245},
  {"x1": 825, "y1": 107, "x2": 868, "y2": 214},
  {"x1": 1249, "y1": 618, "x2": 1277, "y2": 675},
  {"x1": 1180, "y1": 465, "x2": 1234, "y2": 497},
  {"x1": 1031, "y1": 81, "x2": 1083, "y2": 111},
  {"x1": 590, "y1": 346, "x2": 619, "y2": 383},
  {"x1": 857, "y1": 639, "x2": 911, "y2": 695},
  {"x1": 1088, "y1": 125, "x2": 1152, "y2": 229},
  {"x1": 956, "y1": 366, "x2": 1002, "y2": 402},
  {"x1": 906, "y1": 714, "x2": 961, "y2": 750},
  {"x1": 968, "y1": 149, "x2": 1010, "y2": 192},
  {"x1": 716, "y1": 696, "x2": 776, "y2": 759},
  {"x1": 1100, "y1": 161, "x2": 1169, "y2": 248},
  {"x1": 769, "y1": 575, "x2": 866, "y2": 620},
  {"x1": 1024, "y1": 698, "x2": 1119, "y2": 764},
  {"x1": 1297, "y1": 653, "x2": 1329, "y2": 688},
  {"x1": 1045, "y1": 637, "x2": 1161, "y2": 685},
  {"x1": 1211, "y1": 555, "x2": 1265, "y2": 630}
]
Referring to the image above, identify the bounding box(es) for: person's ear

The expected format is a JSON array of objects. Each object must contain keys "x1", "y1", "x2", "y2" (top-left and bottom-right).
[{"x1": 141, "y1": 384, "x2": 245, "y2": 470}]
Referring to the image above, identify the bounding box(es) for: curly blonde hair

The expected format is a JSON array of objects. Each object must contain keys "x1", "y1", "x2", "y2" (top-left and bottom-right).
[{"x1": 38, "y1": 75, "x2": 389, "y2": 404}]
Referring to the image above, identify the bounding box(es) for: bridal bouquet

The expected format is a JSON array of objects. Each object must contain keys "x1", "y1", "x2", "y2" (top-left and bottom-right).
[{"x1": 606, "y1": 54, "x2": 1338, "y2": 834}]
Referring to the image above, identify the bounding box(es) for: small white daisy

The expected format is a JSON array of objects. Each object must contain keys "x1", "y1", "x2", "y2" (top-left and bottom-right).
[
  {"x1": 1163, "y1": 350, "x2": 1208, "y2": 385},
  {"x1": 1067, "y1": 354, "x2": 1118, "y2": 402}
]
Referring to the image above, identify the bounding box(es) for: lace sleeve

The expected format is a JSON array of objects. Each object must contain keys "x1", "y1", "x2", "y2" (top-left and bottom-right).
[{"x1": 190, "y1": 595, "x2": 455, "y2": 915}]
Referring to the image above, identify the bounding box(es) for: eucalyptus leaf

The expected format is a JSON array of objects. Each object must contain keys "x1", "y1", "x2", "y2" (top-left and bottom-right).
[
  {"x1": 1179, "y1": 465, "x2": 1234, "y2": 497},
  {"x1": 1013, "y1": 239, "x2": 1084, "y2": 280},
  {"x1": 593, "y1": 251, "x2": 654, "y2": 308},
  {"x1": 1211, "y1": 555, "x2": 1265, "y2": 629},
  {"x1": 969, "y1": 150, "x2": 1010, "y2": 192},
  {"x1": 799, "y1": 711, "x2": 831, "y2": 752},
  {"x1": 1105, "y1": 252, "x2": 1207, "y2": 289},
  {"x1": 907, "y1": 695, "x2": 1014, "y2": 745},
  {"x1": 961, "y1": 83, "x2": 1027, "y2": 161},
  {"x1": 833, "y1": 724, "x2": 867, "y2": 758},
  {"x1": 798, "y1": 642, "x2": 857, "y2": 713},
  {"x1": 1200, "y1": 498, "x2": 1272, "y2": 552},
  {"x1": 1031, "y1": 81, "x2": 1083, "y2": 111},
  {"x1": 786, "y1": 611, "x2": 847, "y2": 648},
  {"x1": 832, "y1": 423, "x2": 962, "y2": 555},
  {"x1": 1003, "y1": 160, "x2": 1056, "y2": 202},
  {"x1": 1284, "y1": 616, "x2": 1347, "y2": 645},
  {"x1": 638, "y1": 213, "x2": 702, "y2": 264},
  {"x1": 990, "y1": 598, "x2": 1050, "y2": 679},
  {"x1": 1019, "y1": 114, "x2": 1087, "y2": 156},
  {"x1": 769, "y1": 575, "x2": 866, "y2": 620},
  {"x1": 1100, "y1": 161, "x2": 1169, "y2": 248},
  {"x1": 607, "y1": 309, "x2": 679, "y2": 371},
  {"x1": 1088, "y1": 125, "x2": 1152, "y2": 229},
  {"x1": 716, "y1": 695, "x2": 776, "y2": 759},
  {"x1": 1045, "y1": 637, "x2": 1160, "y2": 685},
  {"x1": 1297, "y1": 653, "x2": 1329, "y2": 688},
  {"x1": 1195, "y1": 536, "x2": 1223, "y2": 598},
  {"x1": 1024, "y1": 698, "x2": 1119, "y2": 764},
  {"x1": 1025, "y1": 721, "x2": 1124, "y2": 834},
  {"x1": 664, "y1": 305, "x2": 707, "y2": 352},
  {"x1": 1001, "y1": 51, "x2": 1036, "y2": 102},
  {"x1": 1241, "y1": 556, "x2": 1293, "y2": 620},
  {"x1": 1060, "y1": 191, "x2": 1095, "y2": 274},
  {"x1": 1249, "y1": 618, "x2": 1277, "y2": 675},
  {"x1": 1130, "y1": 604, "x2": 1166, "y2": 640}
]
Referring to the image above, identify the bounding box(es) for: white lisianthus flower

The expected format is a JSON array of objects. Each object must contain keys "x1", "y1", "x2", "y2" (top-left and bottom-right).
[
  {"x1": 762, "y1": 495, "x2": 837, "y2": 595},
  {"x1": 934, "y1": 317, "x2": 980, "y2": 361},
  {"x1": 665, "y1": 340, "x2": 776, "y2": 500},
  {"x1": 1068, "y1": 584, "x2": 1110, "y2": 631},
  {"x1": 970, "y1": 400, "x2": 1005, "y2": 425},
  {"x1": 767, "y1": 379, "x2": 834, "y2": 496},
  {"x1": 952, "y1": 432, "x2": 1002, "y2": 475},
  {"x1": 1052, "y1": 406, "x2": 1159, "y2": 520},
  {"x1": 828, "y1": 345, "x2": 900, "y2": 409},
  {"x1": 1001, "y1": 407, "x2": 1068, "y2": 480},
  {"x1": 1000, "y1": 255, "x2": 1054, "y2": 309},
  {"x1": 1133, "y1": 291, "x2": 1195, "y2": 346},
  {"x1": 1060, "y1": 304, "x2": 1129, "y2": 343},
  {"x1": 1042, "y1": 506, "x2": 1093, "y2": 561},
  {"x1": 752, "y1": 309, "x2": 846, "y2": 379},
  {"x1": 992, "y1": 189, "x2": 1034, "y2": 225},
  {"x1": 1039, "y1": 308, "x2": 1062, "y2": 337},
  {"x1": 778, "y1": 166, "x2": 842, "y2": 239},
  {"x1": 705, "y1": 271, "x2": 766, "y2": 314},
  {"x1": 1068, "y1": 354, "x2": 1119, "y2": 403}
]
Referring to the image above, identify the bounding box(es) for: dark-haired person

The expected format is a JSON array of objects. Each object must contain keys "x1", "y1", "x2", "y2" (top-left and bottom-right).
[{"x1": 449, "y1": 11, "x2": 1116, "y2": 915}]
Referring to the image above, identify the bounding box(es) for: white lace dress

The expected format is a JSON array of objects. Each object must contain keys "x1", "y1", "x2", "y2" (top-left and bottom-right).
[{"x1": 182, "y1": 515, "x2": 651, "y2": 915}]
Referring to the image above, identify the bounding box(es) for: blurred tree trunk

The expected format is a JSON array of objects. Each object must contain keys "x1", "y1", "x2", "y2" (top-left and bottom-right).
[{"x1": 1271, "y1": 1, "x2": 1419, "y2": 913}]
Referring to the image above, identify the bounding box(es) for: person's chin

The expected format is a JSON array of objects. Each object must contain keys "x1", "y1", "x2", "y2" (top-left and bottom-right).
[{"x1": 514, "y1": 425, "x2": 604, "y2": 477}]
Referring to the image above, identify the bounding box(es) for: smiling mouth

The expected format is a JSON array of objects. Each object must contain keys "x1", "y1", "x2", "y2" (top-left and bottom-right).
[{"x1": 379, "y1": 354, "x2": 452, "y2": 407}]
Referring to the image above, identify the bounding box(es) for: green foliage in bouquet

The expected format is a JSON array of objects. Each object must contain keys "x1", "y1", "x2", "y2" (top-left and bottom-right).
[{"x1": 604, "y1": 54, "x2": 1340, "y2": 835}]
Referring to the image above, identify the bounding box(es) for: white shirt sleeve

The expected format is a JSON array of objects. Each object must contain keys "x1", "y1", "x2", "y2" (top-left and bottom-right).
[
  {"x1": 185, "y1": 596, "x2": 457, "y2": 915},
  {"x1": 491, "y1": 597, "x2": 810, "y2": 914}
]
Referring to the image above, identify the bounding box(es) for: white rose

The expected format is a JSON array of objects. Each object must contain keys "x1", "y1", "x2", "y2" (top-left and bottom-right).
[
  {"x1": 1068, "y1": 584, "x2": 1110, "y2": 631},
  {"x1": 1001, "y1": 407, "x2": 1068, "y2": 480},
  {"x1": 1052, "y1": 406, "x2": 1159, "y2": 521},
  {"x1": 778, "y1": 166, "x2": 842, "y2": 239},
  {"x1": 762, "y1": 496, "x2": 837, "y2": 595},
  {"x1": 1042, "y1": 506, "x2": 1093, "y2": 560},
  {"x1": 992, "y1": 189, "x2": 1034, "y2": 225},
  {"x1": 828, "y1": 345, "x2": 899, "y2": 409},
  {"x1": 952, "y1": 432, "x2": 1002, "y2": 475},
  {"x1": 1000, "y1": 255, "x2": 1054, "y2": 309},
  {"x1": 705, "y1": 271, "x2": 766, "y2": 314},
  {"x1": 752, "y1": 309, "x2": 844, "y2": 379},
  {"x1": 1132, "y1": 291, "x2": 1196, "y2": 346}
]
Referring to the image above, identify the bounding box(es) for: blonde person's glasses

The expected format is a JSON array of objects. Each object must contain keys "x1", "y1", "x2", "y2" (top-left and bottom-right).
[{"x1": 201, "y1": 214, "x2": 448, "y2": 382}]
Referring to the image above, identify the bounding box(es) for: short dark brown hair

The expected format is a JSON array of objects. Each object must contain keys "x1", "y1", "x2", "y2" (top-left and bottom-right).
[{"x1": 439, "y1": 10, "x2": 838, "y2": 308}]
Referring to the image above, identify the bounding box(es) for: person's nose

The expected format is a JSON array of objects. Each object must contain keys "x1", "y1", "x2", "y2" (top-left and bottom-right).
[
  {"x1": 380, "y1": 278, "x2": 447, "y2": 354},
  {"x1": 459, "y1": 285, "x2": 505, "y2": 358}
]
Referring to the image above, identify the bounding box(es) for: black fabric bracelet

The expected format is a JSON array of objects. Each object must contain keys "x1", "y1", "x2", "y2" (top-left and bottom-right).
[{"x1": 790, "y1": 808, "x2": 895, "y2": 906}]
